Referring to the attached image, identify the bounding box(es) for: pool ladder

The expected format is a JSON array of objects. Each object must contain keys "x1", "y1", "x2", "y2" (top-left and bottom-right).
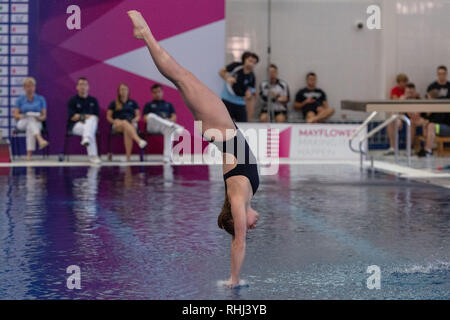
[{"x1": 349, "y1": 112, "x2": 411, "y2": 171}]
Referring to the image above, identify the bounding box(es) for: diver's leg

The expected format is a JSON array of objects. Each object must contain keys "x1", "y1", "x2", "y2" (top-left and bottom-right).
[{"x1": 128, "y1": 11, "x2": 234, "y2": 140}]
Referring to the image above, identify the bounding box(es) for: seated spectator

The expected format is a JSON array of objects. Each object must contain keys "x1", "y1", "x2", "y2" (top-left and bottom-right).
[
  {"x1": 143, "y1": 84, "x2": 184, "y2": 163},
  {"x1": 107, "y1": 83, "x2": 148, "y2": 162},
  {"x1": 384, "y1": 73, "x2": 409, "y2": 156},
  {"x1": 426, "y1": 65, "x2": 450, "y2": 99},
  {"x1": 294, "y1": 72, "x2": 334, "y2": 123},
  {"x1": 67, "y1": 77, "x2": 101, "y2": 164},
  {"x1": 420, "y1": 114, "x2": 450, "y2": 157},
  {"x1": 13, "y1": 77, "x2": 49, "y2": 161},
  {"x1": 391, "y1": 73, "x2": 409, "y2": 99},
  {"x1": 259, "y1": 64, "x2": 289, "y2": 123},
  {"x1": 418, "y1": 65, "x2": 450, "y2": 157},
  {"x1": 401, "y1": 82, "x2": 421, "y2": 100},
  {"x1": 401, "y1": 83, "x2": 424, "y2": 148},
  {"x1": 219, "y1": 51, "x2": 259, "y2": 122}
]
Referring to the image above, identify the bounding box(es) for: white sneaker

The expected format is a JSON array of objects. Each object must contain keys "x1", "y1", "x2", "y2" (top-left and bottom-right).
[
  {"x1": 383, "y1": 148, "x2": 395, "y2": 156},
  {"x1": 171, "y1": 124, "x2": 184, "y2": 136},
  {"x1": 89, "y1": 157, "x2": 102, "y2": 165},
  {"x1": 81, "y1": 137, "x2": 90, "y2": 147},
  {"x1": 138, "y1": 139, "x2": 148, "y2": 149}
]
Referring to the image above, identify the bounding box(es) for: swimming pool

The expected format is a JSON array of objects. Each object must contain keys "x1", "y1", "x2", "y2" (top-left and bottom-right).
[{"x1": 0, "y1": 164, "x2": 449, "y2": 299}]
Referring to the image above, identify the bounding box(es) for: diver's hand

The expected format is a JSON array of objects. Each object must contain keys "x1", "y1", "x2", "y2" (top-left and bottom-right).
[{"x1": 222, "y1": 277, "x2": 240, "y2": 288}]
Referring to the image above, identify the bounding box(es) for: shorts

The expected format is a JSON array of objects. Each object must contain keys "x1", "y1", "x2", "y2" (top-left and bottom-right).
[
  {"x1": 302, "y1": 104, "x2": 320, "y2": 118},
  {"x1": 260, "y1": 108, "x2": 287, "y2": 118},
  {"x1": 222, "y1": 99, "x2": 248, "y2": 122},
  {"x1": 436, "y1": 123, "x2": 450, "y2": 137}
]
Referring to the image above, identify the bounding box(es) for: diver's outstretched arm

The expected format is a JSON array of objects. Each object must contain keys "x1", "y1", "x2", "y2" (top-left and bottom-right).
[
  {"x1": 229, "y1": 201, "x2": 247, "y2": 286},
  {"x1": 127, "y1": 10, "x2": 234, "y2": 137}
]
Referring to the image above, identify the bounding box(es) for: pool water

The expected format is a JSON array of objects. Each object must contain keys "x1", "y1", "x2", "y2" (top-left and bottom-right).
[{"x1": 0, "y1": 164, "x2": 449, "y2": 299}]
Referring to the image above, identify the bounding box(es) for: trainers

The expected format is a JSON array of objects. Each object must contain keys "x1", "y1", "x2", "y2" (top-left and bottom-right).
[
  {"x1": 174, "y1": 126, "x2": 184, "y2": 136},
  {"x1": 81, "y1": 137, "x2": 90, "y2": 147},
  {"x1": 417, "y1": 149, "x2": 433, "y2": 158},
  {"x1": 383, "y1": 148, "x2": 395, "y2": 156},
  {"x1": 138, "y1": 139, "x2": 148, "y2": 149},
  {"x1": 163, "y1": 155, "x2": 172, "y2": 163},
  {"x1": 89, "y1": 157, "x2": 102, "y2": 164}
]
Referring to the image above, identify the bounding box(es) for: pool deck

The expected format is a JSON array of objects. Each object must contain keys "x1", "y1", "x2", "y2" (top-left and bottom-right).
[{"x1": 2, "y1": 154, "x2": 450, "y2": 188}]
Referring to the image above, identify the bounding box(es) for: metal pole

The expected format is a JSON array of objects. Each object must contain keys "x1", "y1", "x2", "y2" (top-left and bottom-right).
[
  {"x1": 406, "y1": 120, "x2": 411, "y2": 167},
  {"x1": 398, "y1": 115, "x2": 411, "y2": 167},
  {"x1": 361, "y1": 114, "x2": 399, "y2": 141},
  {"x1": 266, "y1": 0, "x2": 274, "y2": 123},
  {"x1": 394, "y1": 114, "x2": 399, "y2": 163},
  {"x1": 359, "y1": 141, "x2": 364, "y2": 171}
]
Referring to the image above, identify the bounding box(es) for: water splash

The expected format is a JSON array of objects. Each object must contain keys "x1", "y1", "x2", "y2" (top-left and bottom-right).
[{"x1": 217, "y1": 279, "x2": 249, "y2": 289}]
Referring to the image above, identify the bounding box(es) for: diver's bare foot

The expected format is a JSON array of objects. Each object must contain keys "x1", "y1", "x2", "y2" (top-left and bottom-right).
[
  {"x1": 127, "y1": 10, "x2": 150, "y2": 39},
  {"x1": 306, "y1": 117, "x2": 317, "y2": 124}
]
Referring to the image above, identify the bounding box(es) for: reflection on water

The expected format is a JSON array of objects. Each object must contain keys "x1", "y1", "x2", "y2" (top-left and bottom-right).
[{"x1": 0, "y1": 165, "x2": 449, "y2": 299}]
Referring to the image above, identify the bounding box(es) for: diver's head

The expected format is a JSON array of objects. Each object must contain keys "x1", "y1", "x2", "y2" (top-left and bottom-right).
[{"x1": 218, "y1": 192, "x2": 259, "y2": 236}]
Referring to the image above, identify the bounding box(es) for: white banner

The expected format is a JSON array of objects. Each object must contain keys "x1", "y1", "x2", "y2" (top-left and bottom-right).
[{"x1": 237, "y1": 123, "x2": 367, "y2": 160}]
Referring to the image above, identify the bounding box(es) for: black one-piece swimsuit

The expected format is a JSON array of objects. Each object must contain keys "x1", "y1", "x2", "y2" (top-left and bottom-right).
[{"x1": 205, "y1": 122, "x2": 259, "y2": 195}]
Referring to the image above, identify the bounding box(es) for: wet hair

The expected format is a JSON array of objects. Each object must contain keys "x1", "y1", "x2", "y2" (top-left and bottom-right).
[
  {"x1": 217, "y1": 190, "x2": 234, "y2": 236},
  {"x1": 151, "y1": 84, "x2": 162, "y2": 91},
  {"x1": 406, "y1": 82, "x2": 415, "y2": 89},
  {"x1": 438, "y1": 65, "x2": 447, "y2": 72},
  {"x1": 396, "y1": 73, "x2": 409, "y2": 83},
  {"x1": 241, "y1": 51, "x2": 259, "y2": 64},
  {"x1": 306, "y1": 72, "x2": 316, "y2": 79}
]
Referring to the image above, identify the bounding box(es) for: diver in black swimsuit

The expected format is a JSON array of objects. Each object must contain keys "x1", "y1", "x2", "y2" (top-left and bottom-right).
[
  {"x1": 128, "y1": 11, "x2": 260, "y2": 288},
  {"x1": 206, "y1": 121, "x2": 259, "y2": 195}
]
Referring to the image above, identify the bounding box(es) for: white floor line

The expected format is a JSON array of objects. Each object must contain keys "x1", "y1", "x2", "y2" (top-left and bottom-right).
[
  {"x1": 368, "y1": 160, "x2": 450, "y2": 178},
  {"x1": 277, "y1": 159, "x2": 359, "y2": 165},
  {"x1": 2, "y1": 156, "x2": 363, "y2": 168},
  {"x1": 1, "y1": 161, "x2": 170, "y2": 167},
  {"x1": 2, "y1": 157, "x2": 450, "y2": 182}
]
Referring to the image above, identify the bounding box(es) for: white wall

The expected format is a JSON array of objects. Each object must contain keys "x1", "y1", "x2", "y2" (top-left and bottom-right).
[
  {"x1": 225, "y1": 0, "x2": 450, "y2": 122},
  {"x1": 383, "y1": 0, "x2": 450, "y2": 100}
]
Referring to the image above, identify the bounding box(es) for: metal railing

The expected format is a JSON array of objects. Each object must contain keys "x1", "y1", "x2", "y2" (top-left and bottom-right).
[{"x1": 349, "y1": 113, "x2": 411, "y2": 170}]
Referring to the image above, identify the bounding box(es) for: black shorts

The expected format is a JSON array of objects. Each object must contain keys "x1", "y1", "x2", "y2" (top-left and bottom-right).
[
  {"x1": 437, "y1": 123, "x2": 450, "y2": 137},
  {"x1": 223, "y1": 99, "x2": 248, "y2": 122},
  {"x1": 302, "y1": 104, "x2": 320, "y2": 118},
  {"x1": 260, "y1": 108, "x2": 287, "y2": 118}
]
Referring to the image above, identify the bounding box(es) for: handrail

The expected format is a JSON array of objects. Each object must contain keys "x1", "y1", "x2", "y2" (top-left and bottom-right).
[
  {"x1": 397, "y1": 115, "x2": 411, "y2": 167},
  {"x1": 349, "y1": 111, "x2": 377, "y2": 154},
  {"x1": 349, "y1": 113, "x2": 412, "y2": 170},
  {"x1": 350, "y1": 112, "x2": 378, "y2": 140},
  {"x1": 359, "y1": 114, "x2": 412, "y2": 167},
  {"x1": 360, "y1": 114, "x2": 398, "y2": 142}
]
